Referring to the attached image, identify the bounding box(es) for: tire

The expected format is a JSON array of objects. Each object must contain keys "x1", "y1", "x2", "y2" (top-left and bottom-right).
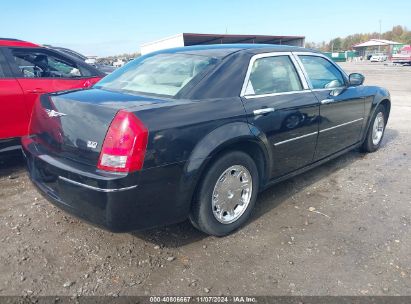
[
  {"x1": 189, "y1": 151, "x2": 259, "y2": 236},
  {"x1": 361, "y1": 104, "x2": 386, "y2": 153}
]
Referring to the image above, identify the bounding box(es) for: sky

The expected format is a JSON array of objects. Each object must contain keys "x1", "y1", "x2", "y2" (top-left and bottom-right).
[{"x1": 1, "y1": 0, "x2": 411, "y2": 56}]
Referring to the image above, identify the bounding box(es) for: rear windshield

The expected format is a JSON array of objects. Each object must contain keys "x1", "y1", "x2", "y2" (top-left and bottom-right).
[{"x1": 94, "y1": 53, "x2": 217, "y2": 97}]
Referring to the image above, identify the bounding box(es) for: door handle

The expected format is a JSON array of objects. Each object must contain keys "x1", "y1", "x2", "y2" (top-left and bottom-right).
[
  {"x1": 320, "y1": 99, "x2": 335, "y2": 105},
  {"x1": 26, "y1": 89, "x2": 45, "y2": 94},
  {"x1": 253, "y1": 108, "x2": 275, "y2": 115}
]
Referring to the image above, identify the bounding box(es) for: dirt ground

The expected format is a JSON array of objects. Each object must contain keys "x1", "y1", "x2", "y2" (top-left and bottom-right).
[{"x1": 0, "y1": 62, "x2": 410, "y2": 296}]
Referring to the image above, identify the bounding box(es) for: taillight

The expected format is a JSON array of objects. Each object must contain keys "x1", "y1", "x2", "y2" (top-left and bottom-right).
[{"x1": 97, "y1": 110, "x2": 148, "y2": 172}]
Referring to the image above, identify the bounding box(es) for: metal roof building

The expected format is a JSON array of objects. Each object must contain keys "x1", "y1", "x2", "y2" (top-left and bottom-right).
[
  {"x1": 140, "y1": 33, "x2": 305, "y2": 55},
  {"x1": 352, "y1": 39, "x2": 403, "y2": 57},
  {"x1": 353, "y1": 39, "x2": 402, "y2": 48}
]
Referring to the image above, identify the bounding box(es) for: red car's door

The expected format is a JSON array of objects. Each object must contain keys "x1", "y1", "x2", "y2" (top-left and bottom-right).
[
  {"x1": 0, "y1": 49, "x2": 29, "y2": 140},
  {"x1": 0, "y1": 79, "x2": 28, "y2": 139},
  {"x1": 6, "y1": 47, "x2": 102, "y2": 137}
]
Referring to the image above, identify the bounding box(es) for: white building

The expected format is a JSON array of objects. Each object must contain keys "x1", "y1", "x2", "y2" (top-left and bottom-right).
[{"x1": 140, "y1": 33, "x2": 305, "y2": 55}]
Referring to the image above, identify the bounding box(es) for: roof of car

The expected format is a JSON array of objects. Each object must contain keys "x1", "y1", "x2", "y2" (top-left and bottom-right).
[
  {"x1": 151, "y1": 44, "x2": 318, "y2": 58},
  {"x1": 0, "y1": 38, "x2": 40, "y2": 48}
]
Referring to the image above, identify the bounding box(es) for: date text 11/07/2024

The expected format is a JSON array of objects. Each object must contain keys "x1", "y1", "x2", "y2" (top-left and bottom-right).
[{"x1": 149, "y1": 296, "x2": 257, "y2": 303}]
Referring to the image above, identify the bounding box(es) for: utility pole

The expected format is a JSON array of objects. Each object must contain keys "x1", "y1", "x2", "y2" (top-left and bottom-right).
[
  {"x1": 379, "y1": 19, "x2": 382, "y2": 39},
  {"x1": 378, "y1": 19, "x2": 382, "y2": 53}
]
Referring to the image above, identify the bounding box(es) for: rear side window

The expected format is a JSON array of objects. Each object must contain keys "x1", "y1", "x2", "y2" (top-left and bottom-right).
[
  {"x1": 11, "y1": 49, "x2": 85, "y2": 78},
  {"x1": 244, "y1": 55, "x2": 303, "y2": 96},
  {"x1": 298, "y1": 55, "x2": 345, "y2": 89}
]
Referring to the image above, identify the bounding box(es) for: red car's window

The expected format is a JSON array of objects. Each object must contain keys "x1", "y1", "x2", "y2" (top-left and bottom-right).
[{"x1": 11, "y1": 49, "x2": 85, "y2": 79}]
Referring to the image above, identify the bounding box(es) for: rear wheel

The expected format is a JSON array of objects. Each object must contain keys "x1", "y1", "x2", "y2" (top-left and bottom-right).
[
  {"x1": 190, "y1": 151, "x2": 259, "y2": 236},
  {"x1": 361, "y1": 104, "x2": 386, "y2": 152}
]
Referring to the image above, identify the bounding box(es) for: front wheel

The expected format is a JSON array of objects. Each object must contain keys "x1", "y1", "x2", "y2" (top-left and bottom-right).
[
  {"x1": 189, "y1": 151, "x2": 259, "y2": 236},
  {"x1": 361, "y1": 104, "x2": 386, "y2": 153}
]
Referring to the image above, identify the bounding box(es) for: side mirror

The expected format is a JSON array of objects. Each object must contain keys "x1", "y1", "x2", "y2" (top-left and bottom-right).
[{"x1": 349, "y1": 73, "x2": 365, "y2": 86}]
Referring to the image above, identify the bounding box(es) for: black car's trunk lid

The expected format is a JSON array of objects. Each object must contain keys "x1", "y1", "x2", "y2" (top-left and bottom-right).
[{"x1": 30, "y1": 88, "x2": 165, "y2": 167}]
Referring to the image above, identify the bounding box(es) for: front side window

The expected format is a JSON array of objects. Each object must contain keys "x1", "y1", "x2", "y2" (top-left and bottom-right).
[
  {"x1": 299, "y1": 55, "x2": 345, "y2": 89},
  {"x1": 244, "y1": 55, "x2": 303, "y2": 96},
  {"x1": 11, "y1": 49, "x2": 83, "y2": 78},
  {"x1": 95, "y1": 53, "x2": 217, "y2": 97}
]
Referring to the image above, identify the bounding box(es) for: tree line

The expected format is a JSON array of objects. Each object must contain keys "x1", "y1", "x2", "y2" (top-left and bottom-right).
[{"x1": 306, "y1": 25, "x2": 411, "y2": 52}]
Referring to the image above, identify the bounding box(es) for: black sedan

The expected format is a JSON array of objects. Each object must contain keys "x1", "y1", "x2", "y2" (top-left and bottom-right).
[{"x1": 22, "y1": 44, "x2": 390, "y2": 236}]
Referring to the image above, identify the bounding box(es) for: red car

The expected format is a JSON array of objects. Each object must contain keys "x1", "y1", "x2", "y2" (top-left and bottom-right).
[{"x1": 0, "y1": 38, "x2": 104, "y2": 153}]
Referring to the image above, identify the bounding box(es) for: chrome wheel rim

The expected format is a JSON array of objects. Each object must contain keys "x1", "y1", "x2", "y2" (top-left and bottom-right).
[
  {"x1": 212, "y1": 165, "x2": 253, "y2": 224},
  {"x1": 372, "y1": 112, "x2": 385, "y2": 145}
]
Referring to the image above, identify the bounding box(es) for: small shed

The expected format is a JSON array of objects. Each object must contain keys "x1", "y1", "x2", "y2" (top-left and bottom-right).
[
  {"x1": 324, "y1": 51, "x2": 357, "y2": 62},
  {"x1": 140, "y1": 33, "x2": 305, "y2": 55}
]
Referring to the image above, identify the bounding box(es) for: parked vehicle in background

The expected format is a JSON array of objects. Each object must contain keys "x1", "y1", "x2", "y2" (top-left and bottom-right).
[
  {"x1": 22, "y1": 44, "x2": 391, "y2": 236},
  {"x1": 45, "y1": 45, "x2": 117, "y2": 74},
  {"x1": 84, "y1": 56, "x2": 98, "y2": 65},
  {"x1": 0, "y1": 38, "x2": 105, "y2": 153},
  {"x1": 113, "y1": 58, "x2": 126, "y2": 67},
  {"x1": 370, "y1": 53, "x2": 387, "y2": 62},
  {"x1": 392, "y1": 45, "x2": 411, "y2": 65}
]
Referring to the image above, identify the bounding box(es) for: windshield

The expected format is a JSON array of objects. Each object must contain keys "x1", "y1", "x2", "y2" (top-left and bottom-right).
[{"x1": 94, "y1": 53, "x2": 217, "y2": 97}]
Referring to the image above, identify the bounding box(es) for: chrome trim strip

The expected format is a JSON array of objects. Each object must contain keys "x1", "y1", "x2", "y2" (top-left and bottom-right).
[
  {"x1": 291, "y1": 53, "x2": 313, "y2": 89},
  {"x1": 290, "y1": 54, "x2": 310, "y2": 90},
  {"x1": 58, "y1": 176, "x2": 137, "y2": 193},
  {"x1": 0, "y1": 145, "x2": 21, "y2": 153},
  {"x1": 244, "y1": 89, "x2": 310, "y2": 100},
  {"x1": 320, "y1": 118, "x2": 364, "y2": 133},
  {"x1": 240, "y1": 52, "x2": 309, "y2": 98},
  {"x1": 273, "y1": 117, "x2": 364, "y2": 146},
  {"x1": 274, "y1": 131, "x2": 318, "y2": 146}
]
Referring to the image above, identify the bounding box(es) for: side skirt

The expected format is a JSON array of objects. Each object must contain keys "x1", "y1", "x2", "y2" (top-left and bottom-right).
[{"x1": 262, "y1": 142, "x2": 361, "y2": 191}]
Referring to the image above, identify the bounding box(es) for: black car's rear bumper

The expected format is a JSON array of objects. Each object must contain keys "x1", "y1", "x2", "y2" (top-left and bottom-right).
[{"x1": 22, "y1": 137, "x2": 190, "y2": 232}]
